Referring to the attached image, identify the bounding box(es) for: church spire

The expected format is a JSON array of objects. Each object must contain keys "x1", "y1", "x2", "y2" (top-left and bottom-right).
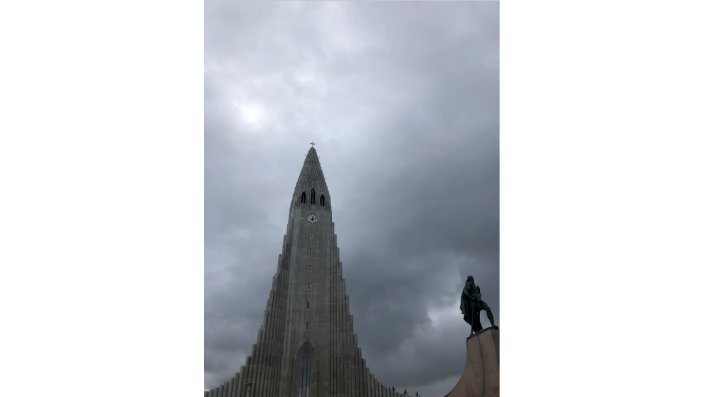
[
  {"x1": 207, "y1": 144, "x2": 409, "y2": 397},
  {"x1": 294, "y1": 146, "x2": 330, "y2": 208}
]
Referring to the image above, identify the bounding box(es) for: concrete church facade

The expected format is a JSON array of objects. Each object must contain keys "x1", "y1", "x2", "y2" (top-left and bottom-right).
[{"x1": 206, "y1": 148, "x2": 408, "y2": 397}]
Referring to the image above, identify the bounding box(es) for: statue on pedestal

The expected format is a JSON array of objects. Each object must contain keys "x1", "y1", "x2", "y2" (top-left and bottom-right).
[{"x1": 460, "y1": 276, "x2": 496, "y2": 335}]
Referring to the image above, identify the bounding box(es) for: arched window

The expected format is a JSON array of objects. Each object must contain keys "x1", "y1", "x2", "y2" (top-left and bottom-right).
[
  {"x1": 300, "y1": 192, "x2": 306, "y2": 203},
  {"x1": 319, "y1": 195, "x2": 325, "y2": 207},
  {"x1": 298, "y1": 349, "x2": 311, "y2": 397},
  {"x1": 310, "y1": 189, "x2": 316, "y2": 205}
]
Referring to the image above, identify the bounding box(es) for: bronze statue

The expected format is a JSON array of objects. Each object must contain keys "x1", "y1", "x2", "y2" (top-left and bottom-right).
[{"x1": 460, "y1": 276, "x2": 496, "y2": 335}]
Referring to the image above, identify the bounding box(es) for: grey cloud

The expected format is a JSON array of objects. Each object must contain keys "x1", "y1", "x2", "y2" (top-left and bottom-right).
[{"x1": 205, "y1": 2, "x2": 498, "y2": 396}]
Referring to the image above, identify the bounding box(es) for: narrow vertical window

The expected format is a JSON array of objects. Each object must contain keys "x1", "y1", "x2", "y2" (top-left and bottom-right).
[
  {"x1": 300, "y1": 192, "x2": 306, "y2": 203},
  {"x1": 307, "y1": 265, "x2": 312, "y2": 272},
  {"x1": 306, "y1": 283, "x2": 311, "y2": 291},
  {"x1": 305, "y1": 322, "x2": 309, "y2": 330},
  {"x1": 298, "y1": 350, "x2": 310, "y2": 397},
  {"x1": 310, "y1": 233, "x2": 313, "y2": 240},
  {"x1": 308, "y1": 248, "x2": 311, "y2": 255},
  {"x1": 310, "y1": 189, "x2": 315, "y2": 205},
  {"x1": 320, "y1": 195, "x2": 325, "y2": 207},
  {"x1": 306, "y1": 301, "x2": 310, "y2": 309}
]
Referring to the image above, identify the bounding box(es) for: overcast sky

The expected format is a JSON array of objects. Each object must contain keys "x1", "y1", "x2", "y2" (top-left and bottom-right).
[{"x1": 205, "y1": 2, "x2": 498, "y2": 396}]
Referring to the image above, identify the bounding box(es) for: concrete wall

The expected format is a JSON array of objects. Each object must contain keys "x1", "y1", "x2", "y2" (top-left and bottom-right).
[{"x1": 443, "y1": 327, "x2": 499, "y2": 397}]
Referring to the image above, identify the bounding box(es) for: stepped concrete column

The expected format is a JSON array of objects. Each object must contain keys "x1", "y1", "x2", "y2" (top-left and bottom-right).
[{"x1": 444, "y1": 327, "x2": 499, "y2": 397}]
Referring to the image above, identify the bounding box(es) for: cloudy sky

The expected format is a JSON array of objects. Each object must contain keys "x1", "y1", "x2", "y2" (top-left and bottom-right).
[{"x1": 205, "y1": 2, "x2": 498, "y2": 396}]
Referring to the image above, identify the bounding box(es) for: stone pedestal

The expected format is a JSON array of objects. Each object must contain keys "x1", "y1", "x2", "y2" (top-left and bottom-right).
[{"x1": 444, "y1": 327, "x2": 499, "y2": 397}]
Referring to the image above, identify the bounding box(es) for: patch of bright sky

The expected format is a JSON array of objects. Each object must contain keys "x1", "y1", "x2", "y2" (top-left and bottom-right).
[
  {"x1": 428, "y1": 301, "x2": 463, "y2": 330},
  {"x1": 236, "y1": 102, "x2": 267, "y2": 131}
]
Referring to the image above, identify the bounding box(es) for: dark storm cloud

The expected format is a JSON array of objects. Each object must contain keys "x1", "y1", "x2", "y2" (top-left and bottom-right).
[{"x1": 205, "y1": 2, "x2": 498, "y2": 395}]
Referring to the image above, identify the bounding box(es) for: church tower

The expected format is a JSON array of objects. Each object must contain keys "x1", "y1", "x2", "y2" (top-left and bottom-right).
[{"x1": 206, "y1": 147, "x2": 406, "y2": 397}]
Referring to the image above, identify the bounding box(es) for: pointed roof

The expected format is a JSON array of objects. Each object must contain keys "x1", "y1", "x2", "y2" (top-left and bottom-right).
[{"x1": 294, "y1": 147, "x2": 328, "y2": 193}]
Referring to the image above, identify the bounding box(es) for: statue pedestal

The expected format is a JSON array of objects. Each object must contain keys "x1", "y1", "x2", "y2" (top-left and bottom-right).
[{"x1": 444, "y1": 327, "x2": 499, "y2": 397}]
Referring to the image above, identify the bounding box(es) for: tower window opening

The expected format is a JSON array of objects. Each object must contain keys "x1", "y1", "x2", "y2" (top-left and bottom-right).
[
  {"x1": 298, "y1": 349, "x2": 310, "y2": 397},
  {"x1": 308, "y1": 265, "x2": 312, "y2": 272},
  {"x1": 306, "y1": 301, "x2": 310, "y2": 309},
  {"x1": 310, "y1": 189, "x2": 315, "y2": 205},
  {"x1": 310, "y1": 233, "x2": 313, "y2": 240},
  {"x1": 305, "y1": 322, "x2": 309, "y2": 331},
  {"x1": 300, "y1": 192, "x2": 306, "y2": 203},
  {"x1": 306, "y1": 283, "x2": 311, "y2": 291},
  {"x1": 320, "y1": 195, "x2": 325, "y2": 207}
]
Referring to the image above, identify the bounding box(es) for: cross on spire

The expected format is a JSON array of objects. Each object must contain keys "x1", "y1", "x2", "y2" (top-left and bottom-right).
[{"x1": 310, "y1": 141, "x2": 315, "y2": 147}]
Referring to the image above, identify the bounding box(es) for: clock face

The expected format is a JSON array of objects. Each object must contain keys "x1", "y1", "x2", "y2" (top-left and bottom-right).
[{"x1": 306, "y1": 214, "x2": 318, "y2": 224}]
